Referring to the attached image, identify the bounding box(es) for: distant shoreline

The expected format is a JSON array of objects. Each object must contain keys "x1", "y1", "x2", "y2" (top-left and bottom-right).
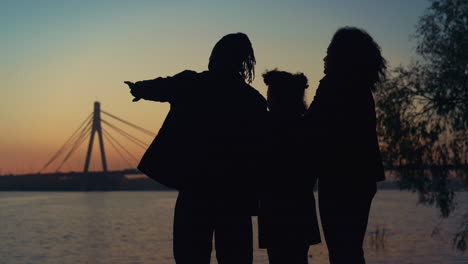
[{"x1": 0, "y1": 170, "x2": 465, "y2": 192}]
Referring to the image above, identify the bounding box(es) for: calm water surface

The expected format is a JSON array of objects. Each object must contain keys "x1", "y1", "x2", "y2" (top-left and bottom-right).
[{"x1": 0, "y1": 190, "x2": 467, "y2": 264}]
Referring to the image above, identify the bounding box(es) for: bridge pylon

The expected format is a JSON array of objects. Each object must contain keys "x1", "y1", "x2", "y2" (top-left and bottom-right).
[{"x1": 83, "y1": 102, "x2": 108, "y2": 173}]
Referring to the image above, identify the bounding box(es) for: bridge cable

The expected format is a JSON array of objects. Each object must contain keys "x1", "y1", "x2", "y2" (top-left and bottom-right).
[
  {"x1": 102, "y1": 130, "x2": 134, "y2": 168},
  {"x1": 39, "y1": 113, "x2": 93, "y2": 173},
  {"x1": 54, "y1": 125, "x2": 91, "y2": 172},
  {"x1": 101, "y1": 119, "x2": 148, "y2": 149},
  {"x1": 55, "y1": 124, "x2": 92, "y2": 172},
  {"x1": 101, "y1": 127, "x2": 140, "y2": 162},
  {"x1": 101, "y1": 110, "x2": 156, "y2": 137},
  {"x1": 102, "y1": 129, "x2": 135, "y2": 168}
]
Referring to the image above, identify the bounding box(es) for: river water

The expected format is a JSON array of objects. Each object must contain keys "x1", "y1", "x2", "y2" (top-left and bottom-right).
[{"x1": 0, "y1": 190, "x2": 467, "y2": 264}]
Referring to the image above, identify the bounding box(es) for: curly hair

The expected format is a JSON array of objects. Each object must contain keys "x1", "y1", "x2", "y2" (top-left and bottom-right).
[
  {"x1": 263, "y1": 69, "x2": 309, "y2": 114},
  {"x1": 208, "y1": 33, "x2": 256, "y2": 83},
  {"x1": 327, "y1": 27, "x2": 387, "y2": 90}
]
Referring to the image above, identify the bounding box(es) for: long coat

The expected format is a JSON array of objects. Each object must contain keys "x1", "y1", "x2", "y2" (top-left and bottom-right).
[{"x1": 136, "y1": 70, "x2": 268, "y2": 215}]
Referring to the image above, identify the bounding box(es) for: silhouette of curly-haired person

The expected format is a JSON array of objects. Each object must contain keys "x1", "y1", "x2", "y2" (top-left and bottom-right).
[
  {"x1": 304, "y1": 27, "x2": 386, "y2": 264},
  {"x1": 125, "y1": 33, "x2": 267, "y2": 264},
  {"x1": 259, "y1": 70, "x2": 321, "y2": 264}
]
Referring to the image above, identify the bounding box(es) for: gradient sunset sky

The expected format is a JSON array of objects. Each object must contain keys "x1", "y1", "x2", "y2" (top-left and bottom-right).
[{"x1": 1, "y1": 0, "x2": 429, "y2": 174}]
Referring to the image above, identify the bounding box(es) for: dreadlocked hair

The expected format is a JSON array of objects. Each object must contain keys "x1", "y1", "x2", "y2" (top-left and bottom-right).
[{"x1": 208, "y1": 32, "x2": 256, "y2": 83}]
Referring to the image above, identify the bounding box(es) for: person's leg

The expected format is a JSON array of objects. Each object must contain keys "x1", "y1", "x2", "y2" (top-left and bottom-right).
[
  {"x1": 319, "y1": 181, "x2": 376, "y2": 264},
  {"x1": 214, "y1": 214, "x2": 253, "y2": 264},
  {"x1": 173, "y1": 192, "x2": 214, "y2": 264},
  {"x1": 267, "y1": 244, "x2": 309, "y2": 264}
]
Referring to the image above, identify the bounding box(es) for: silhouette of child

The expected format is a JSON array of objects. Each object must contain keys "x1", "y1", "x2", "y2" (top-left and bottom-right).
[{"x1": 259, "y1": 69, "x2": 321, "y2": 264}]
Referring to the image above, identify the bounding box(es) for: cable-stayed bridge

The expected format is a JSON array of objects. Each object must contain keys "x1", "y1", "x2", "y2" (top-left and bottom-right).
[
  {"x1": 39, "y1": 101, "x2": 155, "y2": 174},
  {"x1": 0, "y1": 102, "x2": 169, "y2": 191}
]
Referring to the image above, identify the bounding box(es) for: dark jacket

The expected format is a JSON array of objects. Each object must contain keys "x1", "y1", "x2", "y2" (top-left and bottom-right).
[
  {"x1": 135, "y1": 70, "x2": 268, "y2": 213},
  {"x1": 304, "y1": 74, "x2": 385, "y2": 183}
]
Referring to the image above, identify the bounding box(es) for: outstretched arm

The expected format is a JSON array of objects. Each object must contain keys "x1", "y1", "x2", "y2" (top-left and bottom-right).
[{"x1": 125, "y1": 70, "x2": 197, "y2": 103}]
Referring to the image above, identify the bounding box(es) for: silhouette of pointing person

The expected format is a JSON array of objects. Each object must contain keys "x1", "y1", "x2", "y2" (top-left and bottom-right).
[{"x1": 125, "y1": 33, "x2": 267, "y2": 264}]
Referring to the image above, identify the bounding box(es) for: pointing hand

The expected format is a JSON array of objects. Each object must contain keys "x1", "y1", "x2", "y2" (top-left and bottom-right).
[{"x1": 124, "y1": 81, "x2": 141, "y2": 102}]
